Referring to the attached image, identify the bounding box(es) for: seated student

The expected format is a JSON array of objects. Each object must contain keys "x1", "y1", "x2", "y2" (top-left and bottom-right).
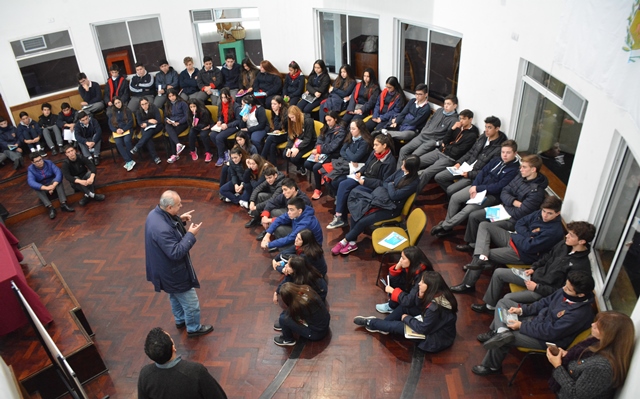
[
  {"x1": 260, "y1": 96, "x2": 289, "y2": 166},
  {"x1": 138, "y1": 327, "x2": 228, "y2": 399},
  {"x1": 218, "y1": 133, "x2": 256, "y2": 188},
  {"x1": 103, "y1": 64, "x2": 130, "y2": 115},
  {"x1": 60, "y1": 145, "x2": 105, "y2": 206},
  {"x1": 318, "y1": 64, "x2": 356, "y2": 122},
  {"x1": 457, "y1": 154, "x2": 548, "y2": 252},
  {"x1": 164, "y1": 89, "x2": 189, "y2": 163},
  {"x1": 396, "y1": 95, "x2": 459, "y2": 169},
  {"x1": 0, "y1": 116, "x2": 24, "y2": 169},
  {"x1": 77, "y1": 72, "x2": 105, "y2": 115},
  {"x1": 56, "y1": 102, "x2": 78, "y2": 143},
  {"x1": 249, "y1": 60, "x2": 282, "y2": 109},
  {"x1": 342, "y1": 68, "x2": 380, "y2": 124},
  {"x1": 472, "y1": 271, "x2": 595, "y2": 377},
  {"x1": 471, "y1": 221, "x2": 596, "y2": 314},
  {"x1": 305, "y1": 111, "x2": 346, "y2": 200},
  {"x1": 197, "y1": 56, "x2": 224, "y2": 106},
  {"x1": 451, "y1": 196, "x2": 565, "y2": 293},
  {"x1": 274, "y1": 282, "x2": 330, "y2": 346},
  {"x1": 132, "y1": 97, "x2": 163, "y2": 165},
  {"x1": 128, "y1": 63, "x2": 156, "y2": 112},
  {"x1": 547, "y1": 311, "x2": 635, "y2": 399},
  {"x1": 354, "y1": 271, "x2": 457, "y2": 353},
  {"x1": 256, "y1": 178, "x2": 312, "y2": 241},
  {"x1": 154, "y1": 59, "x2": 180, "y2": 109},
  {"x1": 240, "y1": 95, "x2": 269, "y2": 153},
  {"x1": 319, "y1": 119, "x2": 373, "y2": 196},
  {"x1": 282, "y1": 61, "x2": 305, "y2": 106},
  {"x1": 186, "y1": 99, "x2": 213, "y2": 162},
  {"x1": 235, "y1": 155, "x2": 275, "y2": 208},
  {"x1": 246, "y1": 166, "x2": 286, "y2": 228},
  {"x1": 220, "y1": 56, "x2": 241, "y2": 98},
  {"x1": 431, "y1": 140, "x2": 520, "y2": 238},
  {"x1": 327, "y1": 133, "x2": 396, "y2": 230},
  {"x1": 283, "y1": 105, "x2": 317, "y2": 175},
  {"x1": 331, "y1": 155, "x2": 418, "y2": 255},
  {"x1": 211, "y1": 88, "x2": 243, "y2": 166},
  {"x1": 365, "y1": 76, "x2": 405, "y2": 132},
  {"x1": 383, "y1": 83, "x2": 431, "y2": 140},
  {"x1": 237, "y1": 58, "x2": 259, "y2": 102},
  {"x1": 108, "y1": 97, "x2": 136, "y2": 172},
  {"x1": 414, "y1": 109, "x2": 479, "y2": 193},
  {"x1": 178, "y1": 56, "x2": 201, "y2": 101},
  {"x1": 375, "y1": 246, "x2": 433, "y2": 314},
  {"x1": 299, "y1": 60, "x2": 331, "y2": 114},
  {"x1": 218, "y1": 147, "x2": 248, "y2": 201},
  {"x1": 273, "y1": 228, "x2": 327, "y2": 277},
  {"x1": 17, "y1": 112, "x2": 46, "y2": 156},
  {"x1": 27, "y1": 152, "x2": 74, "y2": 219},
  {"x1": 261, "y1": 196, "x2": 323, "y2": 253},
  {"x1": 274, "y1": 255, "x2": 328, "y2": 304},
  {"x1": 434, "y1": 116, "x2": 508, "y2": 197},
  {"x1": 38, "y1": 103, "x2": 63, "y2": 155},
  {"x1": 74, "y1": 111, "x2": 101, "y2": 165}
]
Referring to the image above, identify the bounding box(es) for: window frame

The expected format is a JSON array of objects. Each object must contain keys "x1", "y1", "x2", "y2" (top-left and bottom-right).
[
  {"x1": 314, "y1": 9, "x2": 380, "y2": 76},
  {"x1": 393, "y1": 18, "x2": 462, "y2": 103},
  {"x1": 91, "y1": 15, "x2": 167, "y2": 80}
]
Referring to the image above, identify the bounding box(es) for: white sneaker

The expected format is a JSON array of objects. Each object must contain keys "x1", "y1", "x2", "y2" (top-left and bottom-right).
[
  {"x1": 376, "y1": 302, "x2": 393, "y2": 314},
  {"x1": 326, "y1": 215, "x2": 345, "y2": 229},
  {"x1": 125, "y1": 160, "x2": 136, "y2": 171},
  {"x1": 176, "y1": 143, "x2": 185, "y2": 155},
  {"x1": 239, "y1": 200, "x2": 249, "y2": 209}
]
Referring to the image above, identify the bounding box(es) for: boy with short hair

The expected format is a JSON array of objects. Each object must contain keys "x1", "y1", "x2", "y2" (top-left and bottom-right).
[
  {"x1": 77, "y1": 72, "x2": 105, "y2": 114},
  {"x1": 38, "y1": 103, "x2": 63, "y2": 155},
  {"x1": 56, "y1": 102, "x2": 78, "y2": 141},
  {"x1": 17, "y1": 111, "x2": 45, "y2": 156},
  {"x1": 197, "y1": 56, "x2": 224, "y2": 106},
  {"x1": 0, "y1": 116, "x2": 24, "y2": 169}
]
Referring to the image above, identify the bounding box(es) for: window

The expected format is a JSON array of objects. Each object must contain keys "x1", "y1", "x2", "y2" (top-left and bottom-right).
[
  {"x1": 10, "y1": 31, "x2": 80, "y2": 97},
  {"x1": 513, "y1": 62, "x2": 587, "y2": 197},
  {"x1": 594, "y1": 146, "x2": 640, "y2": 316},
  {"x1": 93, "y1": 17, "x2": 167, "y2": 75},
  {"x1": 317, "y1": 11, "x2": 379, "y2": 79},
  {"x1": 191, "y1": 8, "x2": 263, "y2": 67},
  {"x1": 397, "y1": 22, "x2": 462, "y2": 102}
]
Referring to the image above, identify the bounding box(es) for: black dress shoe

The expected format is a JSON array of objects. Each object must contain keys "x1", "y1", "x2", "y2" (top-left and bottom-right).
[
  {"x1": 430, "y1": 223, "x2": 445, "y2": 236},
  {"x1": 456, "y1": 244, "x2": 474, "y2": 253},
  {"x1": 483, "y1": 330, "x2": 515, "y2": 350},
  {"x1": 435, "y1": 229, "x2": 455, "y2": 238},
  {"x1": 93, "y1": 193, "x2": 106, "y2": 201},
  {"x1": 79, "y1": 196, "x2": 90, "y2": 206},
  {"x1": 245, "y1": 216, "x2": 260, "y2": 228},
  {"x1": 175, "y1": 322, "x2": 186, "y2": 329},
  {"x1": 471, "y1": 303, "x2": 493, "y2": 314},
  {"x1": 93, "y1": 157, "x2": 100, "y2": 166},
  {"x1": 450, "y1": 283, "x2": 475, "y2": 294},
  {"x1": 60, "y1": 203, "x2": 75, "y2": 212},
  {"x1": 48, "y1": 207, "x2": 57, "y2": 219},
  {"x1": 465, "y1": 260, "x2": 493, "y2": 271},
  {"x1": 187, "y1": 324, "x2": 214, "y2": 337},
  {"x1": 256, "y1": 231, "x2": 267, "y2": 241},
  {"x1": 51, "y1": 148, "x2": 58, "y2": 156},
  {"x1": 477, "y1": 330, "x2": 497, "y2": 343},
  {"x1": 471, "y1": 365, "x2": 501, "y2": 376}
]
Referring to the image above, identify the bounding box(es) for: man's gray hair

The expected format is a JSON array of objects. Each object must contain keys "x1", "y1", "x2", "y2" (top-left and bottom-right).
[{"x1": 159, "y1": 190, "x2": 178, "y2": 209}]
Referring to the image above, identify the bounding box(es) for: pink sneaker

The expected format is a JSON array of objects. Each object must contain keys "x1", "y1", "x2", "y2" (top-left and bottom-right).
[
  {"x1": 167, "y1": 155, "x2": 178, "y2": 163},
  {"x1": 340, "y1": 242, "x2": 358, "y2": 255},
  {"x1": 311, "y1": 189, "x2": 323, "y2": 200},
  {"x1": 176, "y1": 143, "x2": 185, "y2": 155},
  {"x1": 331, "y1": 242, "x2": 346, "y2": 256},
  {"x1": 190, "y1": 151, "x2": 198, "y2": 161},
  {"x1": 205, "y1": 152, "x2": 213, "y2": 163}
]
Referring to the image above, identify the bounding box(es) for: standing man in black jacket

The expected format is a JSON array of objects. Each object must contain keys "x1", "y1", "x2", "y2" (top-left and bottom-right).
[{"x1": 61, "y1": 145, "x2": 105, "y2": 206}]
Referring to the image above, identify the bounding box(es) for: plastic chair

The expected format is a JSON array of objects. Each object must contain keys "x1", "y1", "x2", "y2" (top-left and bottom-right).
[
  {"x1": 507, "y1": 327, "x2": 592, "y2": 386},
  {"x1": 372, "y1": 193, "x2": 416, "y2": 227},
  {"x1": 371, "y1": 208, "x2": 427, "y2": 284}
]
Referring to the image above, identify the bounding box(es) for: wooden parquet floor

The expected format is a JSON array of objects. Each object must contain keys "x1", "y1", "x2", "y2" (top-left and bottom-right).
[{"x1": 2, "y1": 148, "x2": 557, "y2": 399}]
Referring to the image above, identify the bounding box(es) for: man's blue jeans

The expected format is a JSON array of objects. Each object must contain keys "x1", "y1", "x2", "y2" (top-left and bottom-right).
[{"x1": 168, "y1": 288, "x2": 201, "y2": 333}]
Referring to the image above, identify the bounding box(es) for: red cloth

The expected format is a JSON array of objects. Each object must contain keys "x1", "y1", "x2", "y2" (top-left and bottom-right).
[{"x1": 0, "y1": 224, "x2": 53, "y2": 335}]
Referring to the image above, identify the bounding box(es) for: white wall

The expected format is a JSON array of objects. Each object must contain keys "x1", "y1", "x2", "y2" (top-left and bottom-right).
[{"x1": 1, "y1": 0, "x2": 640, "y2": 396}]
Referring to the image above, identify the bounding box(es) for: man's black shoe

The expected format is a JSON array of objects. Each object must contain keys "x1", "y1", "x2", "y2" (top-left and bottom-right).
[
  {"x1": 477, "y1": 330, "x2": 497, "y2": 343},
  {"x1": 471, "y1": 303, "x2": 493, "y2": 314},
  {"x1": 456, "y1": 244, "x2": 474, "y2": 253},
  {"x1": 60, "y1": 203, "x2": 75, "y2": 212},
  {"x1": 175, "y1": 322, "x2": 186, "y2": 329},
  {"x1": 472, "y1": 365, "x2": 502, "y2": 376},
  {"x1": 466, "y1": 260, "x2": 493, "y2": 271},
  {"x1": 483, "y1": 330, "x2": 515, "y2": 350},
  {"x1": 435, "y1": 229, "x2": 455, "y2": 238},
  {"x1": 245, "y1": 216, "x2": 260, "y2": 228},
  {"x1": 93, "y1": 157, "x2": 100, "y2": 166},
  {"x1": 48, "y1": 207, "x2": 56, "y2": 219},
  {"x1": 430, "y1": 223, "x2": 445, "y2": 236},
  {"x1": 187, "y1": 324, "x2": 214, "y2": 337},
  {"x1": 450, "y1": 283, "x2": 475, "y2": 294},
  {"x1": 51, "y1": 148, "x2": 58, "y2": 156},
  {"x1": 93, "y1": 194, "x2": 106, "y2": 201},
  {"x1": 256, "y1": 231, "x2": 267, "y2": 241},
  {"x1": 79, "y1": 196, "x2": 90, "y2": 206}
]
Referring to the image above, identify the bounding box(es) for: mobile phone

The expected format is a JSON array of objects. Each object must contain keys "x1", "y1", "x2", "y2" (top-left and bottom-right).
[{"x1": 546, "y1": 342, "x2": 559, "y2": 356}]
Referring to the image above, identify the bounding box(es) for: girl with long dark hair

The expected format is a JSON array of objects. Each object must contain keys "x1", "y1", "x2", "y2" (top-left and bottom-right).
[
  {"x1": 211, "y1": 87, "x2": 243, "y2": 166},
  {"x1": 365, "y1": 76, "x2": 405, "y2": 132},
  {"x1": 283, "y1": 61, "x2": 305, "y2": 106},
  {"x1": 274, "y1": 282, "x2": 330, "y2": 346},
  {"x1": 261, "y1": 95, "x2": 290, "y2": 165},
  {"x1": 305, "y1": 111, "x2": 346, "y2": 200},
  {"x1": 273, "y1": 228, "x2": 327, "y2": 277},
  {"x1": 108, "y1": 97, "x2": 136, "y2": 171},
  {"x1": 164, "y1": 88, "x2": 189, "y2": 163},
  {"x1": 299, "y1": 59, "x2": 331, "y2": 114},
  {"x1": 343, "y1": 68, "x2": 381, "y2": 123},
  {"x1": 319, "y1": 64, "x2": 356, "y2": 121},
  {"x1": 186, "y1": 99, "x2": 213, "y2": 162}
]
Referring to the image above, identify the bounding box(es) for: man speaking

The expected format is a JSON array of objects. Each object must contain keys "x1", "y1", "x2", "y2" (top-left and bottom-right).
[{"x1": 145, "y1": 190, "x2": 213, "y2": 337}]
